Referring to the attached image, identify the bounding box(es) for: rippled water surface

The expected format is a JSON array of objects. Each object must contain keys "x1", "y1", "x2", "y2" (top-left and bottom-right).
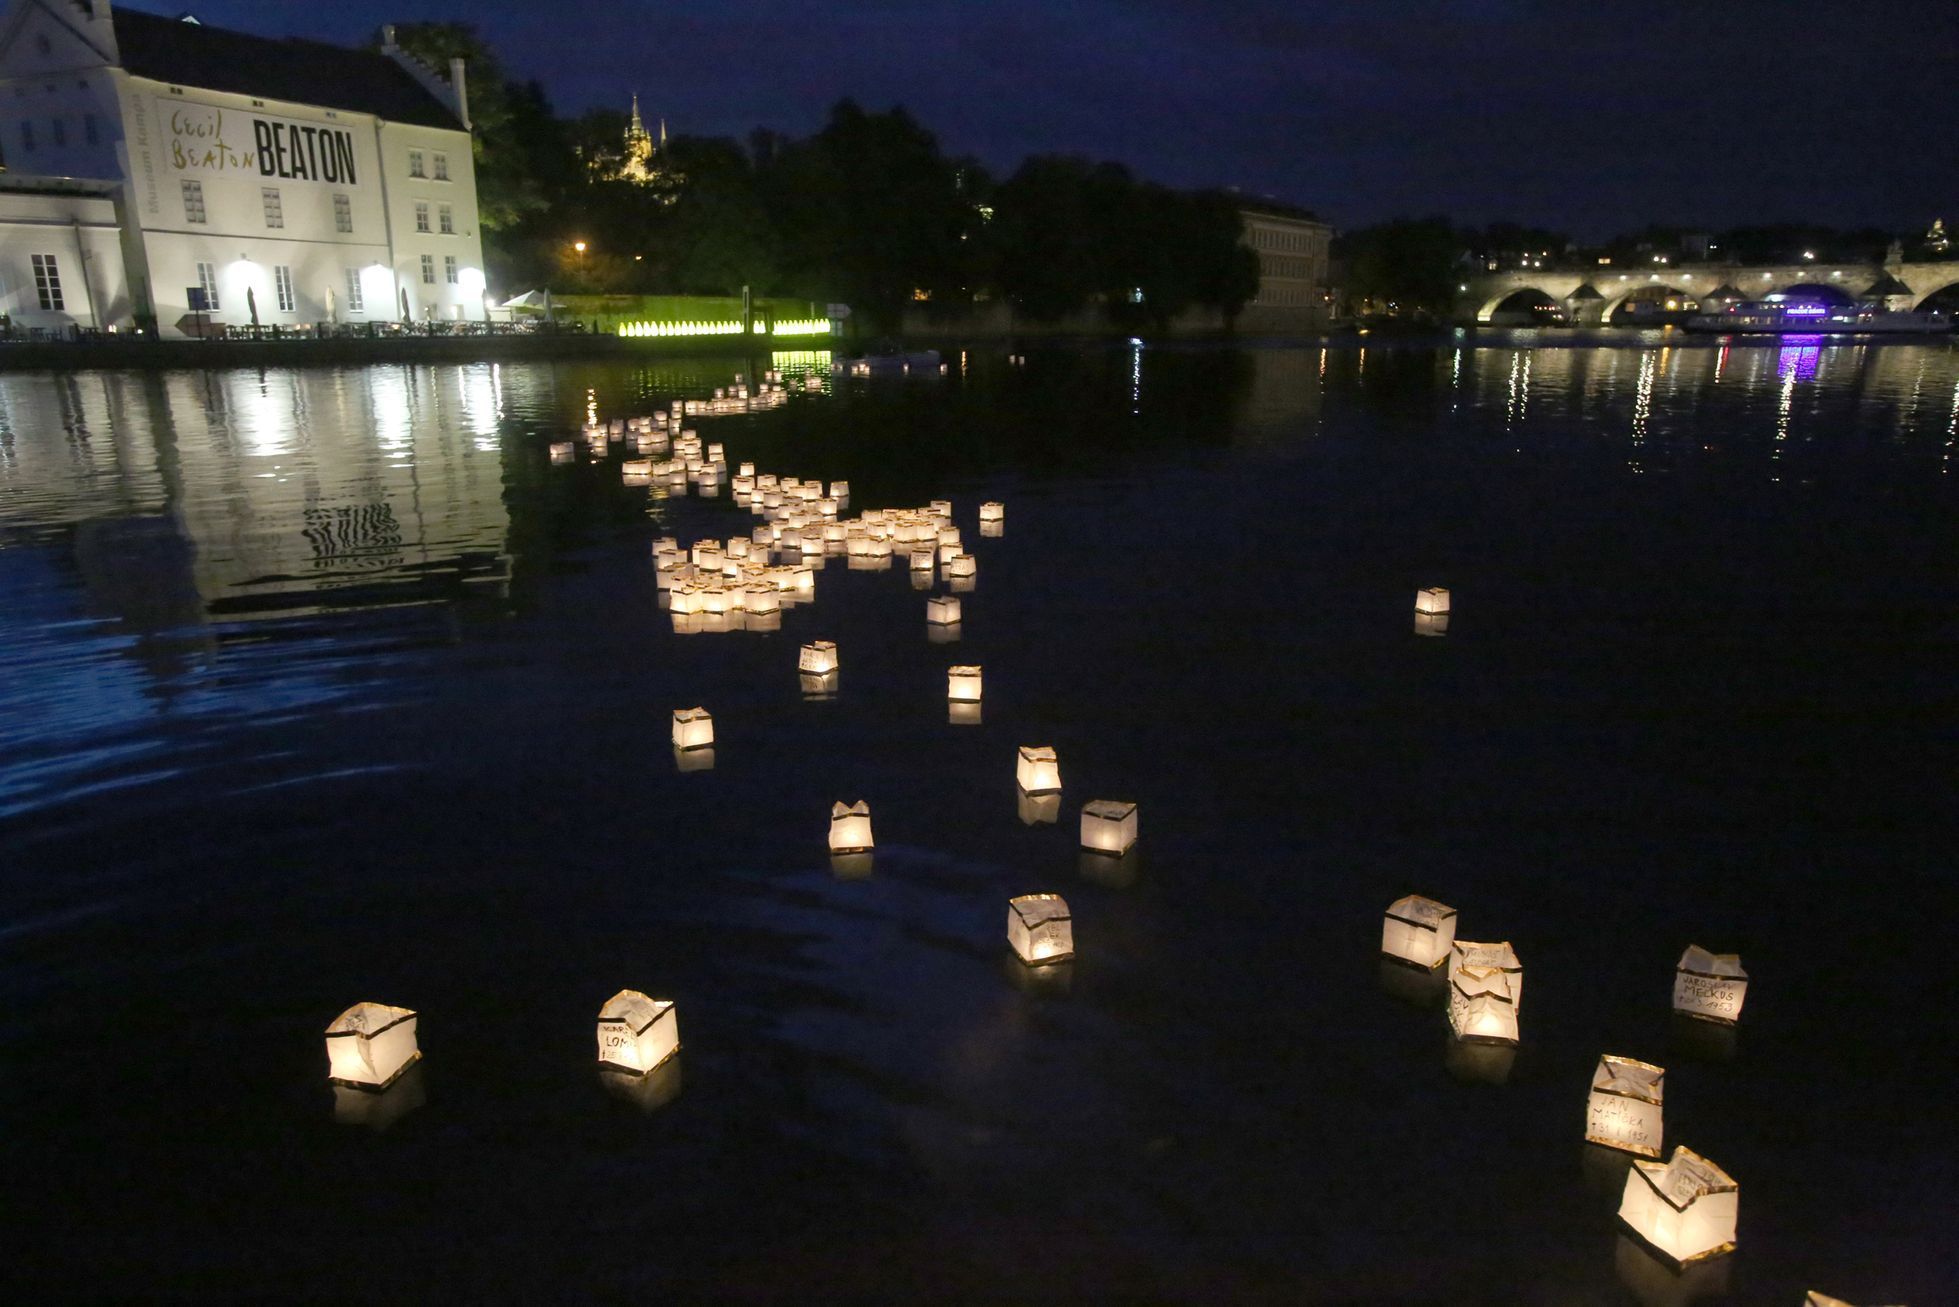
[{"x1": 2, "y1": 336, "x2": 1954, "y2": 1302}]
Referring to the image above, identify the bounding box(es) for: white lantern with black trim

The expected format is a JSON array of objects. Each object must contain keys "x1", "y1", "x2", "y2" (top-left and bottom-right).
[
  {"x1": 1587, "y1": 1055, "x2": 1665, "y2": 1158},
  {"x1": 799, "y1": 641, "x2": 839, "y2": 675},
  {"x1": 596, "y1": 990, "x2": 679, "y2": 1075},
  {"x1": 1016, "y1": 745, "x2": 1062, "y2": 795},
  {"x1": 1673, "y1": 946, "x2": 1747, "y2": 1024},
  {"x1": 1617, "y1": 1145, "x2": 1738, "y2": 1266},
  {"x1": 947, "y1": 665, "x2": 983, "y2": 703},
  {"x1": 1079, "y1": 800, "x2": 1138, "y2": 856},
  {"x1": 324, "y1": 1002, "x2": 420, "y2": 1090},
  {"x1": 672, "y1": 707, "x2": 714, "y2": 751},
  {"x1": 829, "y1": 800, "x2": 874, "y2": 853},
  {"x1": 1008, "y1": 894, "x2": 1074, "y2": 966},
  {"x1": 1450, "y1": 940, "x2": 1523, "y2": 1013},
  {"x1": 1381, "y1": 895, "x2": 1457, "y2": 970}
]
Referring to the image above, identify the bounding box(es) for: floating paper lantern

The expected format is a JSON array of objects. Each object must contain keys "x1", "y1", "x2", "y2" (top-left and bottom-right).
[
  {"x1": 910, "y1": 548, "x2": 937, "y2": 572},
  {"x1": 622, "y1": 459, "x2": 652, "y2": 476},
  {"x1": 830, "y1": 481, "x2": 849, "y2": 499},
  {"x1": 738, "y1": 461, "x2": 755, "y2": 477},
  {"x1": 596, "y1": 990, "x2": 679, "y2": 1075},
  {"x1": 672, "y1": 706, "x2": 714, "y2": 751},
  {"x1": 1416, "y1": 587, "x2": 1451, "y2": 615},
  {"x1": 1008, "y1": 893, "x2": 1074, "y2": 966},
  {"x1": 549, "y1": 441, "x2": 574, "y2": 462},
  {"x1": 927, "y1": 595, "x2": 962, "y2": 625},
  {"x1": 799, "y1": 641, "x2": 839, "y2": 675},
  {"x1": 947, "y1": 664, "x2": 983, "y2": 703},
  {"x1": 1381, "y1": 894, "x2": 1458, "y2": 970},
  {"x1": 1673, "y1": 946, "x2": 1747, "y2": 1025},
  {"x1": 1016, "y1": 745, "x2": 1062, "y2": 795},
  {"x1": 930, "y1": 499, "x2": 952, "y2": 517},
  {"x1": 1450, "y1": 940, "x2": 1523, "y2": 1012},
  {"x1": 979, "y1": 502, "x2": 1004, "y2": 523},
  {"x1": 946, "y1": 553, "x2": 977, "y2": 579},
  {"x1": 1080, "y1": 799, "x2": 1138, "y2": 856},
  {"x1": 829, "y1": 800, "x2": 874, "y2": 853},
  {"x1": 1448, "y1": 966, "x2": 1519, "y2": 1044},
  {"x1": 1617, "y1": 1145, "x2": 1738, "y2": 1266},
  {"x1": 1588, "y1": 1055, "x2": 1665, "y2": 1158},
  {"x1": 324, "y1": 1002, "x2": 420, "y2": 1090}
]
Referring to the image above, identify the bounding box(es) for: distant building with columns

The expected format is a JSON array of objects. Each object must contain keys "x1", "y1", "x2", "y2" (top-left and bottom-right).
[{"x1": 1237, "y1": 198, "x2": 1333, "y2": 331}]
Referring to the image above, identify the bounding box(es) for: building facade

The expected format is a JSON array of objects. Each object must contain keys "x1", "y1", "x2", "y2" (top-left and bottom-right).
[
  {"x1": 0, "y1": 172, "x2": 128, "y2": 331},
  {"x1": 1238, "y1": 200, "x2": 1333, "y2": 331},
  {"x1": 0, "y1": 1, "x2": 485, "y2": 337}
]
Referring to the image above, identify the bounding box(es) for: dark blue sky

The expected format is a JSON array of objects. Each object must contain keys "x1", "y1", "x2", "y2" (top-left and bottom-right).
[{"x1": 124, "y1": 0, "x2": 1957, "y2": 238}]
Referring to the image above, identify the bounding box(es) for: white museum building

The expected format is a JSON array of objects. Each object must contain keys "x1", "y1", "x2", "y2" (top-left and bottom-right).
[{"x1": 0, "y1": 0, "x2": 487, "y2": 337}]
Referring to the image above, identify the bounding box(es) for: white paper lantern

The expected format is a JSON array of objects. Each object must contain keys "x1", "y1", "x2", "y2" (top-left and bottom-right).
[
  {"x1": 799, "y1": 641, "x2": 839, "y2": 675},
  {"x1": 549, "y1": 441, "x2": 574, "y2": 462},
  {"x1": 979, "y1": 502, "x2": 1004, "y2": 523},
  {"x1": 622, "y1": 459, "x2": 652, "y2": 477},
  {"x1": 829, "y1": 800, "x2": 874, "y2": 853},
  {"x1": 324, "y1": 1002, "x2": 420, "y2": 1090},
  {"x1": 1416, "y1": 586, "x2": 1451, "y2": 615},
  {"x1": 927, "y1": 595, "x2": 962, "y2": 625},
  {"x1": 910, "y1": 548, "x2": 937, "y2": 572},
  {"x1": 946, "y1": 553, "x2": 977, "y2": 579},
  {"x1": 830, "y1": 481, "x2": 849, "y2": 499},
  {"x1": 1588, "y1": 1055, "x2": 1665, "y2": 1158},
  {"x1": 1617, "y1": 1145, "x2": 1738, "y2": 1266},
  {"x1": 1673, "y1": 946, "x2": 1747, "y2": 1025},
  {"x1": 1450, "y1": 940, "x2": 1523, "y2": 1012},
  {"x1": 738, "y1": 461, "x2": 756, "y2": 477},
  {"x1": 1079, "y1": 799, "x2": 1138, "y2": 855},
  {"x1": 929, "y1": 499, "x2": 952, "y2": 517},
  {"x1": 1016, "y1": 745, "x2": 1061, "y2": 795},
  {"x1": 1448, "y1": 966, "x2": 1519, "y2": 1044},
  {"x1": 947, "y1": 664, "x2": 983, "y2": 703},
  {"x1": 596, "y1": 990, "x2": 679, "y2": 1075},
  {"x1": 1381, "y1": 894, "x2": 1458, "y2": 970},
  {"x1": 672, "y1": 706, "x2": 714, "y2": 751},
  {"x1": 1008, "y1": 893, "x2": 1074, "y2": 965}
]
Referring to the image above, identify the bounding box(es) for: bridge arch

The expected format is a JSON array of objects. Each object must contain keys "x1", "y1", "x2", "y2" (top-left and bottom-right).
[
  {"x1": 1603, "y1": 284, "x2": 1694, "y2": 324},
  {"x1": 1912, "y1": 280, "x2": 1959, "y2": 313},
  {"x1": 1775, "y1": 282, "x2": 1854, "y2": 306},
  {"x1": 1485, "y1": 288, "x2": 1567, "y2": 325}
]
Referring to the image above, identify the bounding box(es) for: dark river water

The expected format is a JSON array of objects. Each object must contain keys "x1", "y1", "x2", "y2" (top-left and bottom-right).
[{"x1": 1, "y1": 334, "x2": 1954, "y2": 1303}]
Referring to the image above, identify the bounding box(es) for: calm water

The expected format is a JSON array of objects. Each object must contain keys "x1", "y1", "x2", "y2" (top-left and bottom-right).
[{"x1": 1, "y1": 335, "x2": 1954, "y2": 1303}]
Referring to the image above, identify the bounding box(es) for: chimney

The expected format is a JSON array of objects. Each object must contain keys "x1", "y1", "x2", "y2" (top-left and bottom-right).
[{"x1": 448, "y1": 56, "x2": 470, "y2": 130}]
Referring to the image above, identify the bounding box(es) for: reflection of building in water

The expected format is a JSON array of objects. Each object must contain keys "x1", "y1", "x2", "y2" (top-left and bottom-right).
[{"x1": 1236, "y1": 346, "x2": 1324, "y2": 447}]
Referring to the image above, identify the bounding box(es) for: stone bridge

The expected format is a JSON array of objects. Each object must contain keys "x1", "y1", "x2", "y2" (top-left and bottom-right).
[{"x1": 1456, "y1": 259, "x2": 1959, "y2": 324}]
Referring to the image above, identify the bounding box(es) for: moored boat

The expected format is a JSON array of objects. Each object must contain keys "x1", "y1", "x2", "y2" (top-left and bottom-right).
[{"x1": 1685, "y1": 300, "x2": 1952, "y2": 335}]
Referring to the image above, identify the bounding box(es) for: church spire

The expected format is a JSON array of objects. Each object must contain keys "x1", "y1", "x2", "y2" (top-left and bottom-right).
[
  {"x1": 628, "y1": 93, "x2": 645, "y2": 139},
  {"x1": 659, "y1": 117, "x2": 667, "y2": 149}
]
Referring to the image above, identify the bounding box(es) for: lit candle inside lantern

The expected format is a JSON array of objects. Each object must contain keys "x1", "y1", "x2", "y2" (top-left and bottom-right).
[
  {"x1": 324, "y1": 1002, "x2": 420, "y2": 1090},
  {"x1": 1587, "y1": 1055, "x2": 1665, "y2": 1158},
  {"x1": 672, "y1": 707, "x2": 714, "y2": 751},
  {"x1": 1080, "y1": 799, "x2": 1138, "y2": 856},
  {"x1": 979, "y1": 501, "x2": 1004, "y2": 523},
  {"x1": 596, "y1": 990, "x2": 679, "y2": 1075},
  {"x1": 1016, "y1": 745, "x2": 1062, "y2": 795},
  {"x1": 1416, "y1": 586, "x2": 1451, "y2": 615},
  {"x1": 946, "y1": 553, "x2": 977, "y2": 579},
  {"x1": 947, "y1": 664, "x2": 983, "y2": 703},
  {"x1": 1450, "y1": 940, "x2": 1523, "y2": 1012},
  {"x1": 829, "y1": 800, "x2": 874, "y2": 853},
  {"x1": 1617, "y1": 1145, "x2": 1738, "y2": 1266},
  {"x1": 1381, "y1": 894, "x2": 1457, "y2": 970},
  {"x1": 1448, "y1": 965, "x2": 1519, "y2": 1044},
  {"x1": 927, "y1": 594, "x2": 962, "y2": 625},
  {"x1": 549, "y1": 441, "x2": 574, "y2": 462},
  {"x1": 1008, "y1": 893, "x2": 1074, "y2": 965},
  {"x1": 799, "y1": 641, "x2": 839, "y2": 675},
  {"x1": 830, "y1": 481, "x2": 849, "y2": 499},
  {"x1": 1673, "y1": 946, "x2": 1747, "y2": 1025},
  {"x1": 910, "y1": 548, "x2": 936, "y2": 572}
]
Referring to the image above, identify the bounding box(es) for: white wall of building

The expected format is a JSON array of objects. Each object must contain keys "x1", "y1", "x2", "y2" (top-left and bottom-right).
[{"x1": 0, "y1": 182, "x2": 130, "y2": 331}]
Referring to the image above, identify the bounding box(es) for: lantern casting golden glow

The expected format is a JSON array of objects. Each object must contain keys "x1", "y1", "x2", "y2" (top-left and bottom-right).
[
  {"x1": 1673, "y1": 946, "x2": 1747, "y2": 1024},
  {"x1": 927, "y1": 594, "x2": 962, "y2": 625},
  {"x1": 1381, "y1": 894, "x2": 1457, "y2": 970},
  {"x1": 1416, "y1": 586, "x2": 1451, "y2": 615},
  {"x1": 324, "y1": 1002, "x2": 420, "y2": 1090},
  {"x1": 799, "y1": 641, "x2": 839, "y2": 675},
  {"x1": 1016, "y1": 745, "x2": 1062, "y2": 795},
  {"x1": 1450, "y1": 940, "x2": 1523, "y2": 1012},
  {"x1": 947, "y1": 664, "x2": 983, "y2": 703},
  {"x1": 1008, "y1": 893, "x2": 1074, "y2": 965},
  {"x1": 1617, "y1": 1144, "x2": 1738, "y2": 1266},
  {"x1": 1587, "y1": 1055, "x2": 1664, "y2": 1158},
  {"x1": 672, "y1": 706, "x2": 714, "y2": 751},
  {"x1": 1448, "y1": 966, "x2": 1519, "y2": 1044},
  {"x1": 596, "y1": 990, "x2": 679, "y2": 1075},
  {"x1": 1079, "y1": 799, "x2": 1138, "y2": 856},
  {"x1": 829, "y1": 800, "x2": 874, "y2": 853}
]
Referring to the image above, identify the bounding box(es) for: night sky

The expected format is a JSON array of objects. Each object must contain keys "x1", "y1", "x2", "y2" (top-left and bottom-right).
[{"x1": 122, "y1": 0, "x2": 1958, "y2": 238}]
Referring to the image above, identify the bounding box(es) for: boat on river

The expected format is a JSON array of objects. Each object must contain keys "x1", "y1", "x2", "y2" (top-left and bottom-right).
[
  {"x1": 1685, "y1": 300, "x2": 1953, "y2": 335},
  {"x1": 833, "y1": 342, "x2": 943, "y2": 377}
]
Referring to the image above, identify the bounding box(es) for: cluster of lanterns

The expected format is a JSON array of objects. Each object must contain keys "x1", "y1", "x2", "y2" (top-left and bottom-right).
[{"x1": 1379, "y1": 894, "x2": 1756, "y2": 1271}]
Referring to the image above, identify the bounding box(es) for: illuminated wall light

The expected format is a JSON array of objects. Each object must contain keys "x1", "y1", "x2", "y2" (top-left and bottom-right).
[
  {"x1": 1007, "y1": 893, "x2": 1074, "y2": 965},
  {"x1": 1617, "y1": 1145, "x2": 1738, "y2": 1266},
  {"x1": 672, "y1": 706, "x2": 714, "y2": 751},
  {"x1": 829, "y1": 800, "x2": 874, "y2": 853},
  {"x1": 1673, "y1": 946, "x2": 1747, "y2": 1024},
  {"x1": 1381, "y1": 894, "x2": 1457, "y2": 969},
  {"x1": 1079, "y1": 799, "x2": 1138, "y2": 856},
  {"x1": 324, "y1": 1002, "x2": 420, "y2": 1090},
  {"x1": 596, "y1": 990, "x2": 679, "y2": 1075},
  {"x1": 1016, "y1": 745, "x2": 1062, "y2": 795},
  {"x1": 1587, "y1": 1055, "x2": 1665, "y2": 1158}
]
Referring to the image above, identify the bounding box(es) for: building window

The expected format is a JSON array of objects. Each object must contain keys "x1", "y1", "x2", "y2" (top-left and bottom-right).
[
  {"x1": 181, "y1": 179, "x2": 206, "y2": 224},
  {"x1": 438, "y1": 204, "x2": 454, "y2": 235},
  {"x1": 196, "y1": 261, "x2": 219, "y2": 312},
  {"x1": 18, "y1": 120, "x2": 33, "y2": 152},
  {"x1": 31, "y1": 253, "x2": 62, "y2": 310},
  {"x1": 261, "y1": 186, "x2": 284, "y2": 229},
  {"x1": 51, "y1": 117, "x2": 66, "y2": 147},
  {"x1": 83, "y1": 112, "x2": 98, "y2": 145},
  {"x1": 444, "y1": 255, "x2": 458, "y2": 285},
  {"x1": 414, "y1": 201, "x2": 429, "y2": 233},
  {"x1": 344, "y1": 268, "x2": 364, "y2": 313},
  {"x1": 274, "y1": 264, "x2": 295, "y2": 313},
  {"x1": 432, "y1": 151, "x2": 448, "y2": 181},
  {"x1": 333, "y1": 192, "x2": 353, "y2": 233},
  {"x1": 407, "y1": 149, "x2": 425, "y2": 177},
  {"x1": 420, "y1": 253, "x2": 435, "y2": 284}
]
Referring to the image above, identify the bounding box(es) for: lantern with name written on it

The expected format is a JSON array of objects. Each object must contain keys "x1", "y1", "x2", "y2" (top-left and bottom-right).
[
  {"x1": 1587, "y1": 1055, "x2": 1665, "y2": 1158},
  {"x1": 798, "y1": 641, "x2": 839, "y2": 675},
  {"x1": 1416, "y1": 586, "x2": 1451, "y2": 616},
  {"x1": 1617, "y1": 1144, "x2": 1738, "y2": 1267},
  {"x1": 1448, "y1": 965, "x2": 1519, "y2": 1044},
  {"x1": 1450, "y1": 940, "x2": 1523, "y2": 1013},
  {"x1": 1008, "y1": 893, "x2": 1074, "y2": 966},
  {"x1": 672, "y1": 706, "x2": 714, "y2": 752},
  {"x1": 1673, "y1": 946, "x2": 1747, "y2": 1025},
  {"x1": 829, "y1": 800, "x2": 874, "y2": 853},
  {"x1": 1016, "y1": 745, "x2": 1062, "y2": 795},
  {"x1": 947, "y1": 665, "x2": 983, "y2": 703},
  {"x1": 596, "y1": 990, "x2": 679, "y2": 1076},
  {"x1": 1079, "y1": 799, "x2": 1138, "y2": 856},
  {"x1": 1381, "y1": 895, "x2": 1457, "y2": 970},
  {"x1": 324, "y1": 1002, "x2": 420, "y2": 1090}
]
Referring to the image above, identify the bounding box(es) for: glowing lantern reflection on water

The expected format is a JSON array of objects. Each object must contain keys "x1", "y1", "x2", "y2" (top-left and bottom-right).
[
  {"x1": 1381, "y1": 894, "x2": 1457, "y2": 970},
  {"x1": 596, "y1": 990, "x2": 679, "y2": 1075},
  {"x1": 1008, "y1": 893, "x2": 1074, "y2": 965},
  {"x1": 1017, "y1": 745, "x2": 1062, "y2": 795},
  {"x1": 1587, "y1": 1055, "x2": 1665, "y2": 1158},
  {"x1": 1617, "y1": 1144, "x2": 1738, "y2": 1266},
  {"x1": 829, "y1": 800, "x2": 874, "y2": 853},
  {"x1": 1080, "y1": 799, "x2": 1138, "y2": 855},
  {"x1": 672, "y1": 706, "x2": 714, "y2": 751},
  {"x1": 947, "y1": 664, "x2": 983, "y2": 703},
  {"x1": 1674, "y1": 946, "x2": 1747, "y2": 1024},
  {"x1": 799, "y1": 641, "x2": 839, "y2": 675},
  {"x1": 324, "y1": 1002, "x2": 420, "y2": 1089}
]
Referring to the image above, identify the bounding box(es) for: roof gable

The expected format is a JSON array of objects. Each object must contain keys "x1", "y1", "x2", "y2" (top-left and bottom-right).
[
  {"x1": 110, "y1": 8, "x2": 465, "y2": 130},
  {"x1": 0, "y1": 1, "x2": 119, "y2": 79}
]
